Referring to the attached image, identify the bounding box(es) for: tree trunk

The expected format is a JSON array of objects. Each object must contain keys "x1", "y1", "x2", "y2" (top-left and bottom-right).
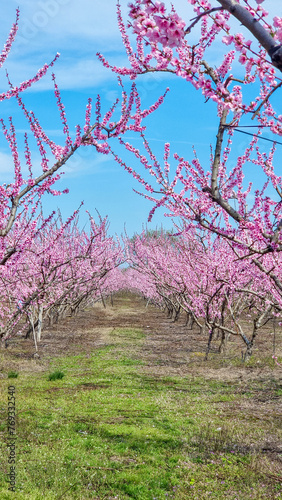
[{"x1": 37, "y1": 305, "x2": 43, "y2": 342}]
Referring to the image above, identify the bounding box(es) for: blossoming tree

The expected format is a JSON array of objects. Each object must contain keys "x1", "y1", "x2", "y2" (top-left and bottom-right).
[
  {"x1": 0, "y1": 208, "x2": 124, "y2": 349},
  {"x1": 89, "y1": 0, "x2": 282, "y2": 359},
  {"x1": 124, "y1": 228, "x2": 280, "y2": 357},
  {"x1": 0, "y1": 9, "x2": 165, "y2": 248},
  {"x1": 0, "y1": 7, "x2": 171, "y2": 346},
  {"x1": 97, "y1": 1, "x2": 282, "y2": 308},
  {"x1": 101, "y1": 0, "x2": 282, "y2": 244}
]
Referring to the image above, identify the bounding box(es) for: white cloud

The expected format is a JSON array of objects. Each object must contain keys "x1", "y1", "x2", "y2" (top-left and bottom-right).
[
  {"x1": 0, "y1": 144, "x2": 114, "y2": 183},
  {"x1": 61, "y1": 149, "x2": 116, "y2": 178},
  {"x1": 0, "y1": 54, "x2": 129, "y2": 92},
  {"x1": 3, "y1": 0, "x2": 123, "y2": 55},
  {"x1": 0, "y1": 151, "x2": 17, "y2": 176}
]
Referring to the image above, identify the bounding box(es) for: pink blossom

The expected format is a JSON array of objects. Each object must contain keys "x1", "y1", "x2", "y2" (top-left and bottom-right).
[
  {"x1": 273, "y1": 16, "x2": 282, "y2": 28},
  {"x1": 222, "y1": 35, "x2": 234, "y2": 45}
]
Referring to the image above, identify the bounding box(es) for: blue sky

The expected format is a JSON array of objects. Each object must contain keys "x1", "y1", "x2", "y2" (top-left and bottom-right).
[{"x1": 0, "y1": 0, "x2": 281, "y2": 236}]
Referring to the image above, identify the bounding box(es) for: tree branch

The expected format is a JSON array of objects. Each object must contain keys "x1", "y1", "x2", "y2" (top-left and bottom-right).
[
  {"x1": 185, "y1": 7, "x2": 224, "y2": 34},
  {"x1": 0, "y1": 123, "x2": 102, "y2": 237},
  {"x1": 209, "y1": 109, "x2": 243, "y2": 223},
  {"x1": 216, "y1": 0, "x2": 282, "y2": 71}
]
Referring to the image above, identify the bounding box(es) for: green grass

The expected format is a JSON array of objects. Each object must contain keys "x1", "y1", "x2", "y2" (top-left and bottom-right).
[
  {"x1": 110, "y1": 327, "x2": 146, "y2": 341},
  {"x1": 48, "y1": 370, "x2": 65, "y2": 381},
  {"x1": 7, "y1": 371, "x2": 19, "y2": 379},
  {"x1": 0, "y1": 328, "x2": 281, "y2": 499}
]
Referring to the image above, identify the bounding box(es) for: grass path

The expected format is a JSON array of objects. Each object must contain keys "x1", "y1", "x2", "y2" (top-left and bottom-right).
[{"x1": 0, "y1": 293, "x2": 281, "y2": 499}]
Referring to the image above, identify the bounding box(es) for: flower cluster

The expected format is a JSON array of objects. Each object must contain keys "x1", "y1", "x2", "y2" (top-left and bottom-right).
[
  {"x1": 273, "y1": 16, "x2": 282, "y2": 43},
  {"x1": 0, "y1": 9, "x2": 19, "y2": 69},
  {"x1": 128, "y1": 0, "x2": 186, "y2": 48}
]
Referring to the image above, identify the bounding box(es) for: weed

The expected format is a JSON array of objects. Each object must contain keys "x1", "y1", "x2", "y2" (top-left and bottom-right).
[{"x1": 48, "y1": 370, "x2": 65, "y2": 381}]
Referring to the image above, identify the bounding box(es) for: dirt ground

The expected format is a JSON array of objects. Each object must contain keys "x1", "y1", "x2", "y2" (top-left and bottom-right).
[
  {"x1": 1, "y1": 292, "x2": 282, "y2": 383},
  {"x1": 1, "y1": 292, "x2": 282, "y2": 464}
]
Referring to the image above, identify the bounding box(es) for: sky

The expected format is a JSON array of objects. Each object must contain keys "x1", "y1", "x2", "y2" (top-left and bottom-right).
[{"x1": 0, "y1": 0, "x2": 281, "y2": 237}]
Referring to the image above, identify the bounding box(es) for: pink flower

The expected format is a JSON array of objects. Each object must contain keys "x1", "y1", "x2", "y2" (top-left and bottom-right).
[
  {"x1": 142, "y1": 18, "x2": 157, "y2": 30},
  {"x1": 273, "y1": 16, "x2": 282, "y2": 28},
  {"x1": 276, "y1": 28, "x2": 282, "y2": 43},
  {"x1": 239, "y1": 52, "x2": 248, "y2": 65},
  {"x1": 222, "y1": 35, "x2": 234, "y2": 45}
]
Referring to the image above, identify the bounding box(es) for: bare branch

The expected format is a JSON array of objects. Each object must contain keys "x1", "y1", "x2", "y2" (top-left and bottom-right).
[
  {"x1": 252, "y1": 81, "x2": 282, "y2": 120},
  {"x1": 210, "y1": 109, "x2": 243, "y2": 223},
  {"x1": 185, "y1": 7, "x2": 224, "y2": 34}
]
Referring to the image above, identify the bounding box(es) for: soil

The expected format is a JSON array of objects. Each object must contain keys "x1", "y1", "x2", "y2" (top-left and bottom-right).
[
  {"x1": 1, "y1": 291, "x2": 282, "y2": 462},
  {"x1": 1, "y1": 292, "x2": 282, "y2": 383}
]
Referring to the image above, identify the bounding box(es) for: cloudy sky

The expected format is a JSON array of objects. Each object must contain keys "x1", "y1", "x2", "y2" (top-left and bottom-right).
[{"x1": 0, "y1": 0, "x2": 281, "y2": 236}]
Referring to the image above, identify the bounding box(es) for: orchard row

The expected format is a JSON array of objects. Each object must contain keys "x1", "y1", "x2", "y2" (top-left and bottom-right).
[
  {"x1": 1, "y1": 212, "x2": 281, "y2": 360},
  {"x1": 0, "y1": 1, "x2": 282, "y2": 360}
]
